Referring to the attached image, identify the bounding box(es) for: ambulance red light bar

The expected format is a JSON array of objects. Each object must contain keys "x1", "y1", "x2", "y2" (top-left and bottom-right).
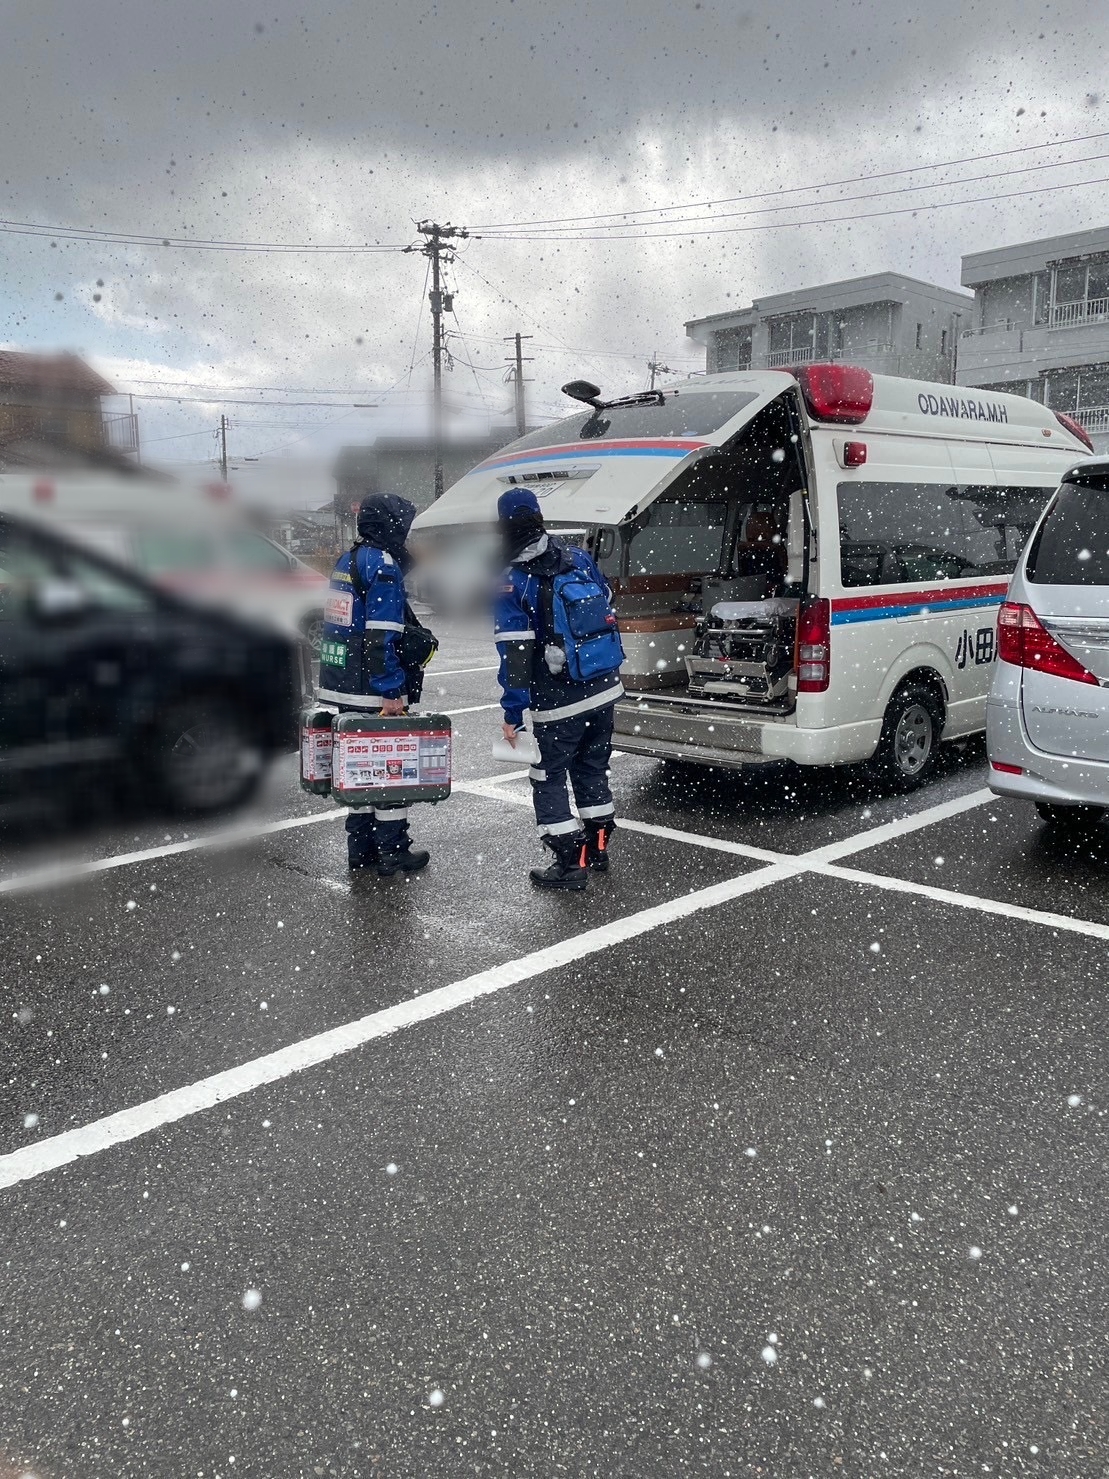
[
  {"x1": 791, "y1": 363, "x2": 874, "y2": 425},
  {"x1": 1053, "y1": 410, "x2": 1094, "y2": 452}
]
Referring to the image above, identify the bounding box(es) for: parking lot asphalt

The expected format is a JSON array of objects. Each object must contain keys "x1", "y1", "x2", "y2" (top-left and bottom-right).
[{"x1": 2, "y1": 623, "x2": 1107, "y2": 1479}]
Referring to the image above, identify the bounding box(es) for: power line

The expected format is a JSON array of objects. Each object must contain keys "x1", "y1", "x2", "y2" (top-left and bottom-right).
[
  {"x1": 481, "y1": 172, "x2": 1109, "y2": 243},
  {"x1": 0, "y1": 219, "x2": 408, "y2": 253},
  {"x1": 471, "y1": 128, "x2": 1109, "y2": 229},
  {"x1": 477, "y1": 149, "x2": 1109, "y2": 238},
  {"x1": 120, "y1": 377, "x2": 390, "y2": 395},
  {"x1": 127, "y1": 391, "x2": 381, "y2": 407}
]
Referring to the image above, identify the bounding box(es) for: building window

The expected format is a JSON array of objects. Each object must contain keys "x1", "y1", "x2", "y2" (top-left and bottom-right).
[
  {"x1": 940, "y1": 329, "x2": 948, "y2": 356},
  {"x1": 915, "y1": 323, "x2": 923, "y2": 350},
  {"x1": 1049, "y1": 256, "x2": 1109, "y2": 327}
]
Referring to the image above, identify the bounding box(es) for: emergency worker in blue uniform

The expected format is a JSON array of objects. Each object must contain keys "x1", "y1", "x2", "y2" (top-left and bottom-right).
[
  {"x1": 318, "y1": 493, "x2": 431, "y2": 876},
  {"x1": 494, "y1": 488, "x2": 623, "y2": 890}
]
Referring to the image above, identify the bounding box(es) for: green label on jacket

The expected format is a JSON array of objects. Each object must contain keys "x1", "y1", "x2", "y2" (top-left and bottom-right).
[{"x1": 320, "y1": 639, "x2": 347, "y2": 667}]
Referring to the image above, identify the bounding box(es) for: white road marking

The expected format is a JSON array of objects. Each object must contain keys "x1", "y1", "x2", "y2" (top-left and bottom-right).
[
  {"x1": 0, "y1": 855, "x2": 805, "y2": 1191},
  {"x1": 455, "y1": 781, "x2": 781, "y2": 863},
  {"x1": 3, "y1": 775, "x2": 1103, "y2": 1191},
  {"x1": 431, "y1": 665, "x2": 499, "y2": 676},
  {"x1": 817, "y1": 861, "x2": 1109, "y2": 942},
  {"x1": 0, "y1": 809, "x2": 345, "y2": 895},
  {"x1": 441, "y1": 702, "x2": 501, "y2": 716},
  {"x1": 806, "y1": 788, "x2": 993, "y2": 862}
]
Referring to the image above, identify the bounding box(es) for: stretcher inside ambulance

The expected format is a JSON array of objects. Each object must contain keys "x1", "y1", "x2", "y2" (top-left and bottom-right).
[{"x1": 413, "y1": 367, "x2": 1090, "y2": 787}]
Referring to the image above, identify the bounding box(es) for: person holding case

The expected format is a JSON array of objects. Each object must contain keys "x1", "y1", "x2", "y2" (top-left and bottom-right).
[
  {"x1": 317, "y1": 493, "x2": 435, "y2": 876},
  {"x1": 494, "y1": 488, "x2": 624, "y2": 890}
]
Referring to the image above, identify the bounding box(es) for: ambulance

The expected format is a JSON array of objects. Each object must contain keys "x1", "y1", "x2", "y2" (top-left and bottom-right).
[{"x1": 413, "y1": 365, "x2": 1092, "y2": 788}]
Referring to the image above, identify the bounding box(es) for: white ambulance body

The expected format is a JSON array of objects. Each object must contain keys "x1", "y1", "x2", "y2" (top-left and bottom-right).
[{"x1": 414, "y1": 365, "x2": 1091, "y2": 787}]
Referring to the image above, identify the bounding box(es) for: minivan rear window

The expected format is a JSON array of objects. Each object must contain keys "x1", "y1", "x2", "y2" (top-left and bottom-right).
[
  {"x1": 1027, "y1": 475, "x2": 1109, "y2": 585},
  {"x1": 501, "y1": 392, "x2": 759, "y2": 453}
]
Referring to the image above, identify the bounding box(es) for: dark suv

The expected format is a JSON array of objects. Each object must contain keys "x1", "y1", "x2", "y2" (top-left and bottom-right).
[{"x1": 0, "y1": 510, "x2": 305, "y2": 815}]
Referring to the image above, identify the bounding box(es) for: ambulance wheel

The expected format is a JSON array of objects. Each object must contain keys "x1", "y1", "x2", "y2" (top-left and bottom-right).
[
  {"x1": 148, "y1": 699, "x2": 264, "y2": 815},
  {"x1": 869, "y1": 682, "x2": 942, "y2": 792}
]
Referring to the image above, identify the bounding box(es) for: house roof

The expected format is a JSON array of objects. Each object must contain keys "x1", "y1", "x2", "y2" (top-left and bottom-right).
[{"x1": 0, "y1": 351, "x2": 115, "y2": 396}]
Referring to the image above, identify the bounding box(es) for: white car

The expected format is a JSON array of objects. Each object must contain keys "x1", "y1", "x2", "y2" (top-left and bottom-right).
[{"x1": 987, "y1": 456, "x2": 1109, "y2": 828}]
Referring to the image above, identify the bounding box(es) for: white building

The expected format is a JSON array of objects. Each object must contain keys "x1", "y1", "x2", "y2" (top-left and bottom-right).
[
  {"x1": 957, "y1": 226, "x2": 1109, "y2": 451},
  {"x1": 686, "y1": 273, "x2": 972, "y2": 383}
]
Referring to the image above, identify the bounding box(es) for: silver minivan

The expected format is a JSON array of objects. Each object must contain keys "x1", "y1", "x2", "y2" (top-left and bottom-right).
[{"x1": 987, "y1": 456, "x2": 1109, "y2": 827}]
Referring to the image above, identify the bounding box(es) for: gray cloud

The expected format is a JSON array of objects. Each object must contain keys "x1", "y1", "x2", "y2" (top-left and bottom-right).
[{"x1": 2, "y1": 0, "x2": 1107, "y2": 473}]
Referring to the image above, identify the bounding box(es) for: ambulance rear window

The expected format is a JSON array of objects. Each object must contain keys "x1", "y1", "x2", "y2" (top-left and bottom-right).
[{"x1": 505, "y1": 392, "x2": 758, "y2": 452}]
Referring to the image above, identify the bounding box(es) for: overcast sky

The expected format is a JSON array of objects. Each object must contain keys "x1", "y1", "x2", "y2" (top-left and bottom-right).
[{"x1": 2, "y1": 0, "x2": 1107, "y2": 493}]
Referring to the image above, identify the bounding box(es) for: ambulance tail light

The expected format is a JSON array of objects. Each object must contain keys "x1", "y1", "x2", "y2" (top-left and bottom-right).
[
  {"x1": 793, "y1": 364, "x2": 874, "y2": 425},
  {"x1": 1053, "y1": 410, "x2": 1094, "y2": 452},
  {"x1": 797, "y1": 597, "x2": 831, "y2": 693},
  {"x1": 996, "y1": 600, "x2": 1099, "y2": 685}
]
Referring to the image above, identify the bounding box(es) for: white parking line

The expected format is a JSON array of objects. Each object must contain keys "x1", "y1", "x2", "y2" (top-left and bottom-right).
[
  {"x1": 816, "y1": 861, "x2": 1109, "y2": 942},
  {"x1": 3, "y1": 778, "x2": 1103, "y2": 1191},
  {"x1": 0, "y1": 855, "x2": 805, "y2": 1191},
  {"x1": 807, "y1": 788, "x2": 994, "y2": 862}
]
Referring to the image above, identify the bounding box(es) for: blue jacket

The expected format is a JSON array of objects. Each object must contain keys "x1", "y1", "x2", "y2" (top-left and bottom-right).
[
  {"x1": 317, "y1": 544, "x2": 407, "y2": 707},
  {"x1": 494, "y1": 539, "x2": 624, "y2": 729}
]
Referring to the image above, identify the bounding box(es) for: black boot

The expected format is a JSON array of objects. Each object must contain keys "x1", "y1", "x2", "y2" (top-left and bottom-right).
[
  {"x1": 530, "y1": 832, "x2": 589, "y2": 891},
  {"x1": 378, "y1": 844, "x2": 431, "y2": 878},
  {"x1": 584, "y1": 818, "x2": 616, "y2": 873},
  {"x1": 375, "y1": 816, "x2": 430, "y2": 878}
]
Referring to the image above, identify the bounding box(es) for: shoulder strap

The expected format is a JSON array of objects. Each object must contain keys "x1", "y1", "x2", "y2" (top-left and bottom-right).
[{"x1": 347, "y1": 543, "x2": 367, "y2": 599}]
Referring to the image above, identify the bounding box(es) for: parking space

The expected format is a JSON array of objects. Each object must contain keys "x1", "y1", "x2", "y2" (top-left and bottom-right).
[{"x1": 3, "y1": 626, "x2": 1108, "y2": 1479}]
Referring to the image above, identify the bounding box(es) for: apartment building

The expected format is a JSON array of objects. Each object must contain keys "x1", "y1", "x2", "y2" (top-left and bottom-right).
[
  {"x1": 686, "y1": 273, "x2": 971, "y2": 383},
  {"x1": 957, "y1": 226, "x2": 1109, "y2": 450}
]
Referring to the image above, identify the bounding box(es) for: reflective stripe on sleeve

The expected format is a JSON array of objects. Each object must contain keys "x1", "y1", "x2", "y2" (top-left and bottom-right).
[
  {"x1": 365, "y1": 619, "x2": 406, "y2": 633},
  {"x1": 494, "y1": 628, "x2": 535, "y2": 642}
]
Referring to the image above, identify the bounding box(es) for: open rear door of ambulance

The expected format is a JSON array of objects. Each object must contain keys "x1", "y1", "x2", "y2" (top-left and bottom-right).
[{"x1": 411, "y1": 376, "x2": 795, "y2": 534}]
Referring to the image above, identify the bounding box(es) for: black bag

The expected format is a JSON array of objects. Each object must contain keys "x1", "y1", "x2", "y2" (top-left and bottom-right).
[{"x1": 348, "y1": 543, "x2": 438, "y2": 702}]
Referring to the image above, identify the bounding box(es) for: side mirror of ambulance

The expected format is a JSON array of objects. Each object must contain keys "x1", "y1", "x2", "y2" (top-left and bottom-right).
[{"x1": 31, "y1": 578, "x2": 91, "y2": 622}]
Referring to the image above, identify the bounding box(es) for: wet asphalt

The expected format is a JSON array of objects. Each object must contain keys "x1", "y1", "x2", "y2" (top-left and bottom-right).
[{"x1": 2, "y1": 623, "x2": 1107, "y2": 1479}]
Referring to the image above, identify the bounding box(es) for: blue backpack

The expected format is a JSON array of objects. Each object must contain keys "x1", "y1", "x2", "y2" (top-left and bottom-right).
[{"x1": 542, "y1": 559, "x2": 625, "y2": 682}]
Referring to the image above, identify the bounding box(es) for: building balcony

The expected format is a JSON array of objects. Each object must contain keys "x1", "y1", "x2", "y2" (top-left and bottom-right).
[
  {"x1": 102, "y1": 409, "x2": 140, "y2": 457},
  {"x1": 1075, "y1": 404, "x2": 1109, "y2": 435},
  {"x1": 761, "y1": 343, "x2": 901, "y2": 372}
]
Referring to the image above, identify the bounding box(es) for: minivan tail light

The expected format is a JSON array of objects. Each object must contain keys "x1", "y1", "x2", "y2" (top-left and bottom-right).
[
  {"x1": 797, "y1": 597, "x2": 831, "y2": 692},
  {"x1": 1053, "y1": 410, "x2": 1095, "y2": 452},
  {"x1": 997, "y1": 600, "x2": 1099, "y2": 685},
  {"x1": 792, "y1": 364, "x2": 874, "y2": 424}
]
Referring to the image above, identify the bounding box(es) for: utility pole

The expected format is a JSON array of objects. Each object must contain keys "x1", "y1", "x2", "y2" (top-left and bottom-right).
[
  {"x1": 505, "y1": 332, "x2": 533, "y2": 436},
  {"x1": 647, "y1": 351, "x2": 673, "y2": 392},
  {"x1": 219, "y1": 414, "x2": 228, "y2": 481},
  {"x1": 411, "y1": 221, "x2": 468, "y2": 499}
]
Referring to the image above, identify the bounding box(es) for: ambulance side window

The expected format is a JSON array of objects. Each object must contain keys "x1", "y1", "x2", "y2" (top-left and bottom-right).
[{"x1": 836, "y1": 482, "x2": 1043, "y2": 587}]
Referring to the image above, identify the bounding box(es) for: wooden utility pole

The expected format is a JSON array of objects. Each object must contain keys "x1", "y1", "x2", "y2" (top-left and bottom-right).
[
  {"x1": 412, "y1": 222, "x2": 468, "y2": 499},
  {"x1": 505, "y1": 332, "x2": 533, "y2": 436},
  {"x1": 219, "y1": 414, "x2": 228, "y2": 480}
]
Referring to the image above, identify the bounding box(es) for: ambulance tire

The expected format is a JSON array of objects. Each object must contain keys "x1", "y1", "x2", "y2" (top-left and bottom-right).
[
  {"x1": 145, "y1": 697, "x2": 264, "y2": 815},
  {"x1": 869, "y1": 682, "x2": 943, "y2": 793}
]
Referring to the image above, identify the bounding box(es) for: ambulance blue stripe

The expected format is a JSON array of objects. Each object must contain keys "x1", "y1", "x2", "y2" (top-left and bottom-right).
[
  {"x1": 484, "y1": 446, "x2": 692, "y2": 471},
  {"x1": 832, "y1": 593, "x2": 1006, "y2": 625}
]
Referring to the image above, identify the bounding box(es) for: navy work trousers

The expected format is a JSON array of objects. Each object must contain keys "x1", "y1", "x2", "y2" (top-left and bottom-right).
[{"x1": 531, "y1": 702, "x2": 616, "y2": 835}]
